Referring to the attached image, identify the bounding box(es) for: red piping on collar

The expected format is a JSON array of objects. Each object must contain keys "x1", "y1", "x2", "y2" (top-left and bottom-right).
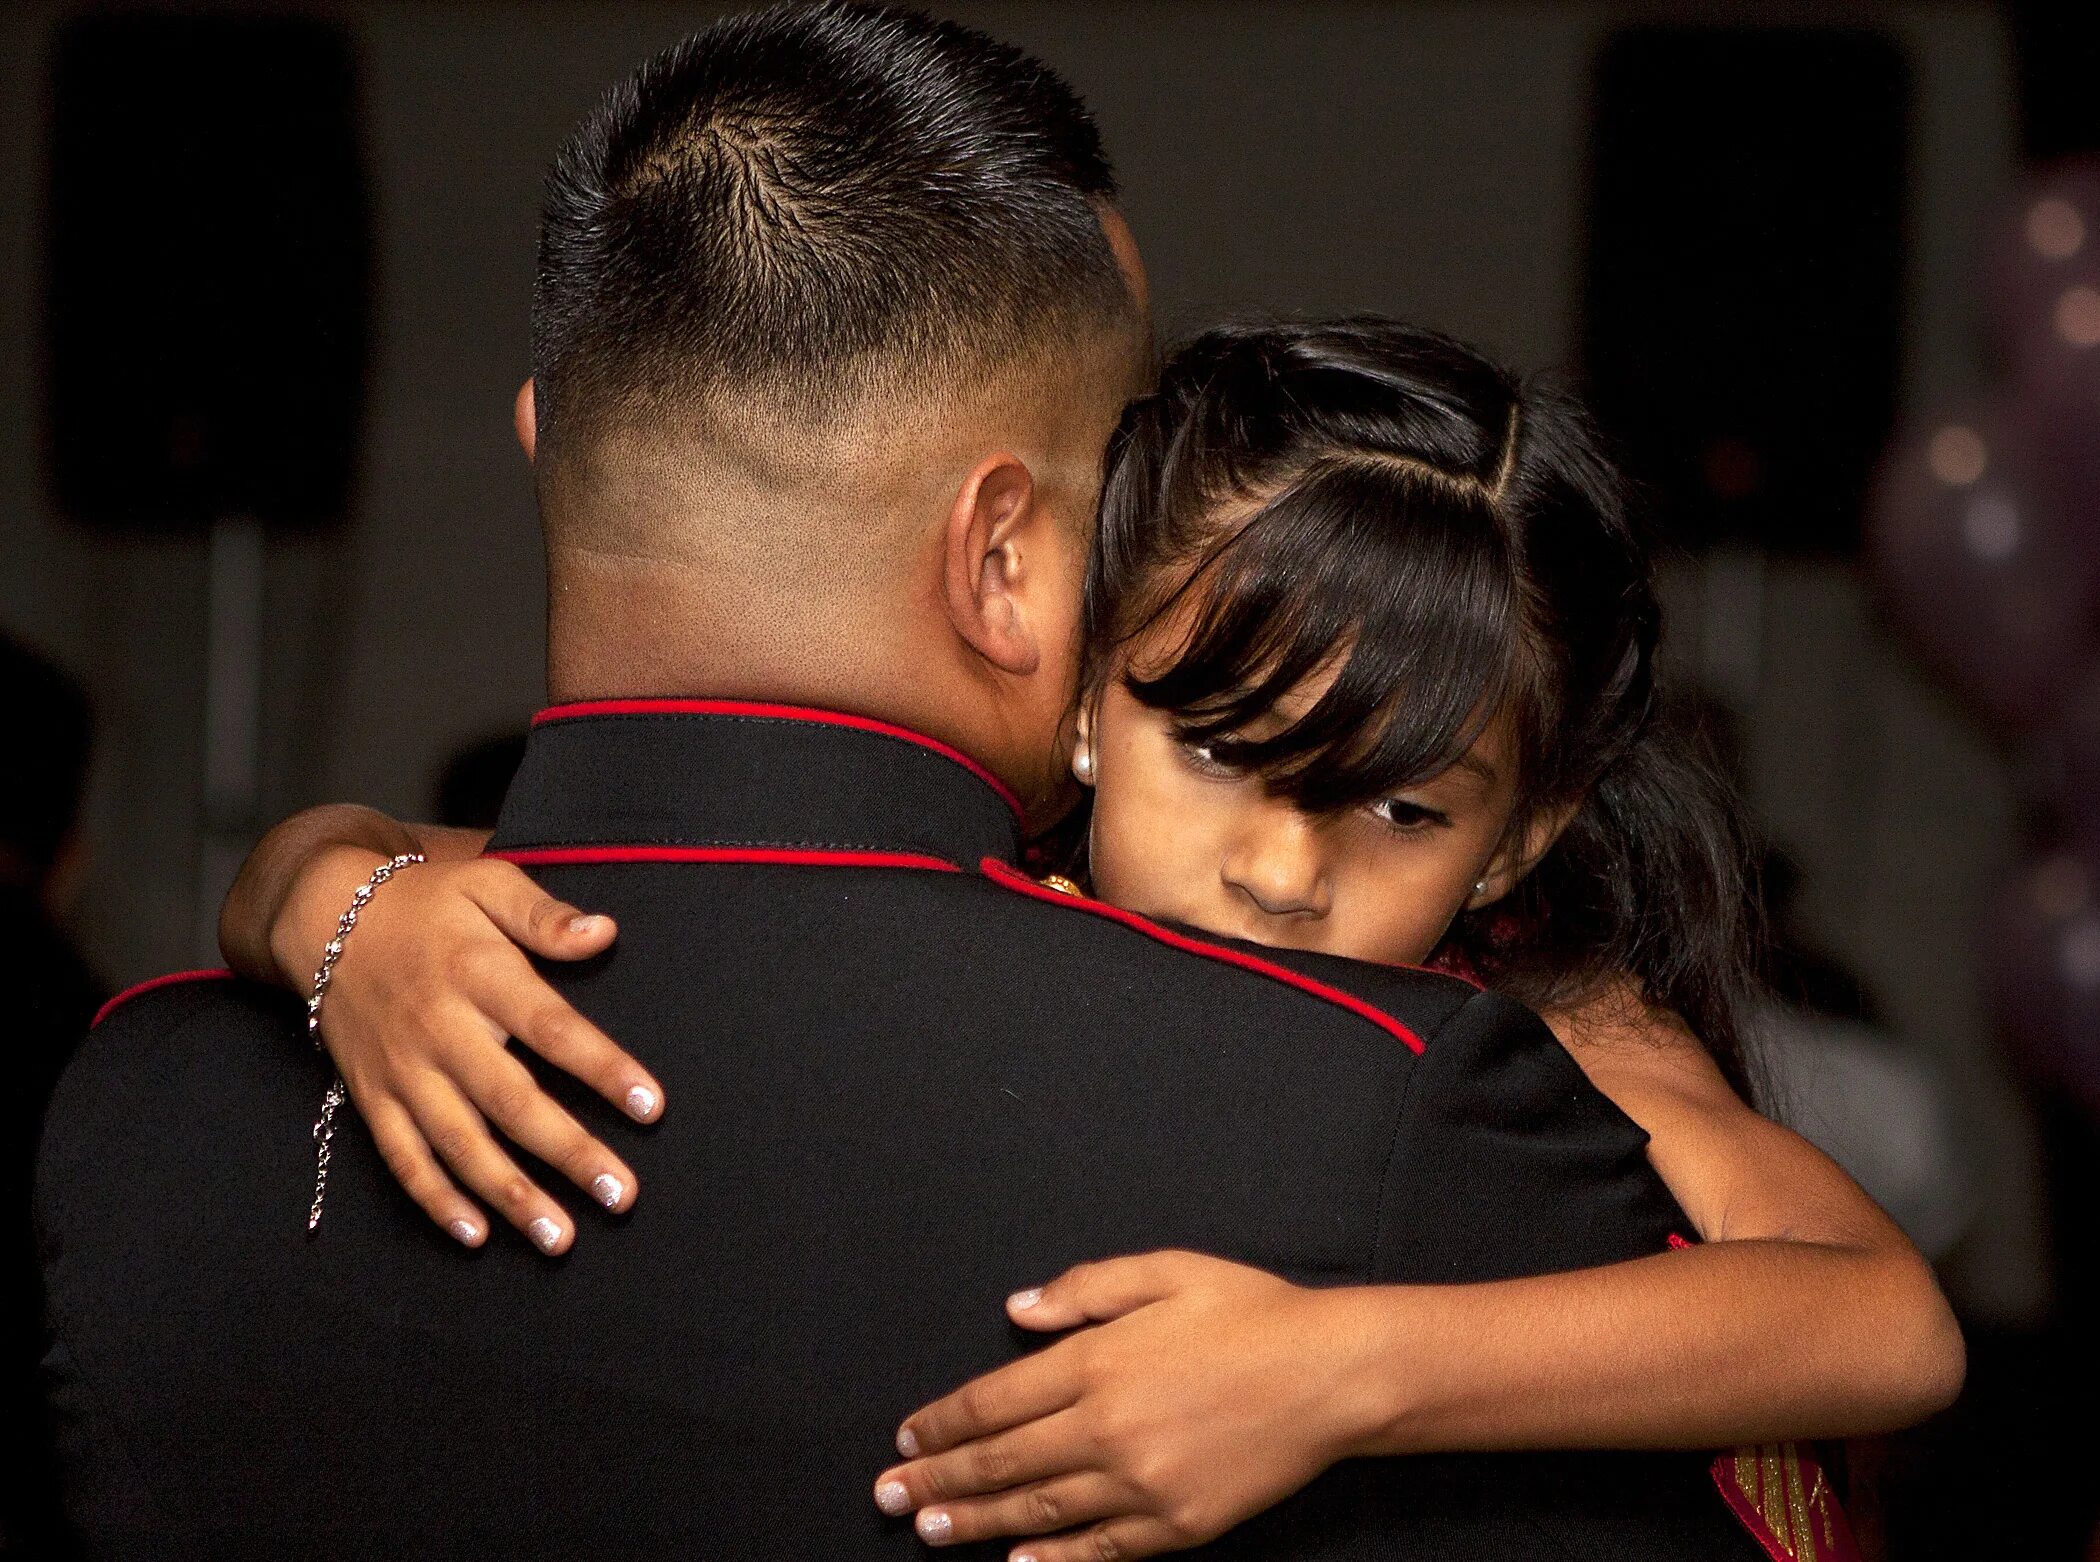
[
  {"x1": 532, "y1": 699, "x2": 1024, "y2": 821},
  {"x1": 978, "y1": 858, "x2": 1425, "y2": 1055},
  {"x1": 489, "y1": 845, "x2": 962, "y2": 873},
  {"x1": 91, "y1": 967, "x2": 236, "y2": 1029}
]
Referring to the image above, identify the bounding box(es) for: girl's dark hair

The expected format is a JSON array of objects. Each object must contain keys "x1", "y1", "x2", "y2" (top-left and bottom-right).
[{"x1": 1083, "y1": 320, "x2": 1763, "y2": 1098}]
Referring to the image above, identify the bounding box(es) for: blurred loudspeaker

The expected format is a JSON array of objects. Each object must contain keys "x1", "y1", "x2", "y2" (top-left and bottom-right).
[
  {"x1": 1582, "y1": 27, "x2": 1909, "y2": 554},
  {"x1": 2010, "y1": 1, "x2": 2100, "y2": 162},
  {"x1": 42, "y1": 13, "x2": 371, "y2": 530}
]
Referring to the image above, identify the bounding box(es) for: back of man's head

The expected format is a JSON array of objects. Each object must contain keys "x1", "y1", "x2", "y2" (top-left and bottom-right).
[{"x1": 530, "y1": 1, "x2": 1141, "y2": 572}]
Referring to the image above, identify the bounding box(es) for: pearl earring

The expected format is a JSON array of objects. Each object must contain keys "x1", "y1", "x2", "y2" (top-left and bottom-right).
[
  {"x1": 1074, "y1": 746, "x2": 1096, "y2": 785},
  {"x1": 1473, "y1": 879, "x2": 1489, "y2": 897}
]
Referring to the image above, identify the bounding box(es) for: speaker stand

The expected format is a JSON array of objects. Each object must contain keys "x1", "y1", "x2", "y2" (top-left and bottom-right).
[{"x1": 196, "y1": 513, "x2": 265, "y2": 958}]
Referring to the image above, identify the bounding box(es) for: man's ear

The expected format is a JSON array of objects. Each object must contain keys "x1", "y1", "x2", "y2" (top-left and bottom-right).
[
  {"x1": 941, "y1": 451, "x2": 1042, "y2": 677},
  {"x1": 513, "y1": 378, "x2": 536, "y2": 463},
  {"x1": 1469, "y1": 797, "x2": 1581, "y2": 909}
]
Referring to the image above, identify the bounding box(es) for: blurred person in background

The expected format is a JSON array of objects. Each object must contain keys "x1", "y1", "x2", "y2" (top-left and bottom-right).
[
  {"x1": 1680, "y1": 699, "x2": 1970, "y2": 1266},
  {"x1": 0, "y1": 630, "x2": 102, "y2": 1557},
  {"x1": 1754, "y1": 850, "x2": 1972, "y2": 1265}
]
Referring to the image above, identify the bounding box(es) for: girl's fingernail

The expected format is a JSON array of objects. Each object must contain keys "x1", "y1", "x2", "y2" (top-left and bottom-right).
[
  {"x1": 626, "y1": 1085, "x2": 660, "y2": 1121},
  {"x1": 592, "y1": 1173, "x2": 625, "y2": 1209},
  {"x1": 1009, "y1": 1287, "x2": 1043, "y2": 1310},
  {"x1": 448, "y1": 1218, "x2": 482, "y2": 1245},
  {"x1": 874, "y1": 1481, "x2": 912, "y2": 1517},
  {"x1": 1014, "y1": 1554, "x2": 1039, "y2": 1562},
  {"x1": 917, "y1": 1509, "x2": 952, "y2": 1543},
  {"x1": 895, "y1": 1426, "x2": 920, "y2": 1458},
  {"x1": 568, "y1": 913, "x2": 607, "y2": 935},
  {"x1": 528, "y1": 1217, "x2": 563, "y2": 1253}
]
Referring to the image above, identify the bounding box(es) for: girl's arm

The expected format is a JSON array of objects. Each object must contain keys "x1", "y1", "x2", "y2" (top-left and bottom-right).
[
  {"x1": 868, "y1": 999, "x2": 1964, "y2": 1561},
  {"x1": 219, "y1": 804, "x2": 484, "y2": 983},
  {"x1": 1483, "y1": 986, "x2": 1967, "y2": 1446},
  {"x1": 219, "y1": 805, "x2": 666, "y2": 1252}
]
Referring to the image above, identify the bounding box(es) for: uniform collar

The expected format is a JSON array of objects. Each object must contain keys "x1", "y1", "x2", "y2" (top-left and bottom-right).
[{"x1": 486, "y1": 700, "x2": 1024, "y2": 870}]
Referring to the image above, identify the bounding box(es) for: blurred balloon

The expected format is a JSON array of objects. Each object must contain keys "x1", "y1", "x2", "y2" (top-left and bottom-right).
[
  {"x1": 1987, "y1": 160, "x2": 2100, "y2": 396},
  {"x1": 1867, "y1": 400, "x2": 2100, "y2": 731},
  {"x1": 1987, "y1": 841, "x2": 2100, "y2": 1118}
]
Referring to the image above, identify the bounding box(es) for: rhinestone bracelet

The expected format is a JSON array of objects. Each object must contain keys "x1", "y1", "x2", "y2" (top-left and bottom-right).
[{"x1": 305, "y1": 852, "x2": 424, "y2": 1234}]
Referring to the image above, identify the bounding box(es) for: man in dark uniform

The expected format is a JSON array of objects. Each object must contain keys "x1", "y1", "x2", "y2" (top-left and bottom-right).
[{"x1": 36, "y1": 5, "x2": 1764, "y2": 1557}]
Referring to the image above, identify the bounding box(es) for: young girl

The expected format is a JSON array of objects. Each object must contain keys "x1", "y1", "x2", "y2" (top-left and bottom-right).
[{"x1": 221, "y1": 320, "x2": 1960, "y2": 1561}]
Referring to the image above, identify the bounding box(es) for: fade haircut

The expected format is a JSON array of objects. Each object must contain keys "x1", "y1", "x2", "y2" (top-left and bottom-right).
[{"x1": 531, "y1": 1, "x2": 1135, "y2": 476}]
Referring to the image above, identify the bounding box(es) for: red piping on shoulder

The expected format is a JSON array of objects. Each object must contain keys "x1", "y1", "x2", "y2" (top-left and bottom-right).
[
  {"x1": 91, "y1": 968, "x2": 236, "y2": 1029},
  {"x1": 978, "y1": 858, "x2": 1425, "y2": 1055},
  {"x1": 532, "y1": 699, "x2": 1023, "y2": 821},
  {"x1": 488, "y1": 845, "x2": 961, "y2": 873}
]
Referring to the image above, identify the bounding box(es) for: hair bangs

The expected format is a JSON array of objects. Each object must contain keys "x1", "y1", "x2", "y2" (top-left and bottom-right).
[{"x1": 1123, "y1": 457, "x2": 1522, "y2": 813}]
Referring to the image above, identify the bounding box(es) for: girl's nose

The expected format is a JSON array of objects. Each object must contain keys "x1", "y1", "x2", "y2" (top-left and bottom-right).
[{"x1": 1221, "y1": 813, "x2": 1331, "y2": 920}]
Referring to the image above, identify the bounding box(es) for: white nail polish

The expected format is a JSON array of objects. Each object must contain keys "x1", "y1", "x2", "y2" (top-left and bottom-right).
[
  {"x1": 1009, "y1": 1287, "x2": 1043, "y2": 1310},
  {"x1": 896, "y1": 1426, "x2": 920, "y2": 1458},
  {"x1": 448, "y1": 1219, "x2": 481, "y2": 1245},
  {"x1": 528, "y1": 1217, "x2": 563, "y2": 1253},
  {"x1": 626, "y1": 1085, "x2": 659, "y2": 1120},
  {"x1": 874, "y1": 1481, "x2": 912, "y2": 1517},
  {"x1": 917, "y1": 1509, "x2": 952, "y2": 1543},
  {"x1": 592, "y1": 1173, "x2": 625, "y2": 1209}
]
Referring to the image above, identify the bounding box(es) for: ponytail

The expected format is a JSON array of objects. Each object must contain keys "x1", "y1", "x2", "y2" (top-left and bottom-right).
[{"x1": 1450, "y1": 714, "x2": 1765, "y2": 1103}]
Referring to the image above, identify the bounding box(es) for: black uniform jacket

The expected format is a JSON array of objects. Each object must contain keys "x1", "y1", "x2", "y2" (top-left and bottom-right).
[{"x1": 37, "y1": 702, "x2": 1764, "y2": 1560}]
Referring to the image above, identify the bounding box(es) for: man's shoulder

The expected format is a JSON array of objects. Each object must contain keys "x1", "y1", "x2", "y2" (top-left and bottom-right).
[
  {"x1": 948, "y1": 863, "x2": 1484, "y2": 1053},
  {"x1": 73, "y1": 966, "x2": 299, "y2": 1053},
  {"x1": 40, "y1": 969, "x2": 307, "y2": 1211},
  {"x1": 57, "y1": 968, "x2": 306, "y2": 1105}
]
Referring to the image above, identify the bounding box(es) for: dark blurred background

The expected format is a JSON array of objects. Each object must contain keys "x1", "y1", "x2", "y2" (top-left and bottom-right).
[{"x1": 3, "y1": 1, "x2": 2097, "y2": 1557}]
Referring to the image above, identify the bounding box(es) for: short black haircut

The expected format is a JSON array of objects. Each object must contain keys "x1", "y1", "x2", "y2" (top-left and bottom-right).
[
  {"x1": 0, "y1": 631, "x2": 92, "y2": 880},
  {"x1": 532, "y1": 1, "x2": 1133, "y2": 463}
]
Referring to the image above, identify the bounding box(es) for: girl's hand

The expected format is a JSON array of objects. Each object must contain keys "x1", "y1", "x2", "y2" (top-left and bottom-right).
[
  {"x1": 277, "y1": 845, "x2": 665, "y2": 1253},
  {"x1": 871, "y1": 1251, "x2": 1385, "y2": 1561}
]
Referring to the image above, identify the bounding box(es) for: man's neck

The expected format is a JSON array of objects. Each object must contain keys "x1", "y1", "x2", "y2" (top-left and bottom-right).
[{"x1": 544, "y1": 557, "x2": 1038, "y2": 810}]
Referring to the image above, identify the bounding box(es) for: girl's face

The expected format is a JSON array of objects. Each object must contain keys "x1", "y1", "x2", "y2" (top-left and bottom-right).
[{"x1": 1076, "y1": 642, "x2": 1532, "y2": 968}]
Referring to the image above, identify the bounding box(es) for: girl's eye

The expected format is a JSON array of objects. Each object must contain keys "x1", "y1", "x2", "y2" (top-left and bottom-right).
[
  {"x1": 1367, "y1": 797, "x2": 1448, "y2": 834},
  {"x1": 1176, "y1": 737, "x2": 1236, "y2": 778}
]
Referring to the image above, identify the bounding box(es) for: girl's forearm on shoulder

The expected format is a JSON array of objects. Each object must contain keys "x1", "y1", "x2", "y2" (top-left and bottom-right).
[
  {"x1": 217, "y1": 805, "x2": 488, "y2": 986},
  {"x1": 1338, "y1": 1238, "x2": 1963, "y2": 1457},
  {"x1": 1371, "y1": 1011, "x2": 1966, "y2": 1450}
]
